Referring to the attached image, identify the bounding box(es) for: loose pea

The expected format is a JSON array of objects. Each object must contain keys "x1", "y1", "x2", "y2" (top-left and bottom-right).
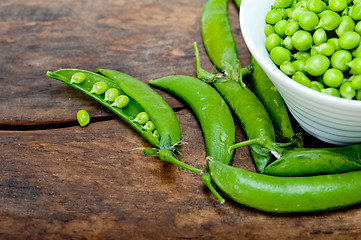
[
  {"x1": 77, "y1": 109, "x2": 90, "y2": 127},
  {"x1": 292, "y1": 59, "x2": 307, "y2": 72},
  {"x1": 339, "y1": 81, "x2": 356, "y2": 99},
  {"x1": 313, "y1": 28, "x2": 327, "y2": 45},
  {"x1": 292, "y1": 71, "x2": 312, "y2": 87},
  {"x1": 336, "y1": 16, "x2": 356, "y2": 36},
  {"x1": 339, "y1": 31, "x2": 361, "y2": 50},
  {"x1": 112, "y1": 95, "x2": 130, "y2": 108},
  {"x1": 313, "y1": 42, "x2": 336, "y2": 56},
  {"x1": 70, "y1": 72, "x2": 86, "y2": 84},
  {"x1": 276, "y1": 0, "x2": 293, "y2": 7},
  {"x1": 305, "y1": 55, "x2": 330, "y2": 76},
  {"x1": 90, "y1": 81, "x2": 108, "y2": 94},
  {"x1": 355, "y1": 21, "x2": 361, "y2": 35},
  {"x1": 275, "y1": 20, "x2": 288, "y2": 38},
  {"x1": 143, "y1": 121, "x2": 156, "y2": 131},
  {"x1": 266, "y1": 34, "x2": 283, "y2": 52},
  {"x1": 328, "y1": 0, "x2": 347, "y2": 12},
  {"x1": 310, "y1": 81, "x2": 325, "y2": 92},
  {"x1": 264, "y1": 24, "x2": 275, "y2": 37},
  {"x1": 280, "y1": 61, "x2": 296, "y2": 75},
  {"x1": 323, "y1": 68, "x2": 344, "y2": 87},
  {"x1": 349, "y1": 4, "x2": 361, "y2": 21},
  {"x1": 317, "y1": 10, "x2": 341, "y2": 31},
  {"x1": 270, "y1": 46, "x2": 292, "y2": 66},
  {"x1": 293, "y1": 51, "x2": 311, "y2": 60},
  {"x1": 322, "y1": 87, "x2": 341, "y2": 97},
  {"x1": 356, "y1": 90, "x2": 361, "y2": 100},
  {"x1": 134, "y1": 112, "x2": 150, "y2": 125},
  {"x1": 349, "y1": 57, "x2": 361, "y2": 75},
  {"x1": 327, "y1": 38, "x2": 341, "y2": 51},
  {"x1": 291, "y1": 7, "x2": 308, "y2": 21},
  {"x1": 282, "y1": 36, "x2": 294, "y2": 51},
  {"x1": 352, "y1": 45, "x2": 361, "y2": 58},
  {"x1": 285, "y1": 21, "x2": 300, "y2": 36},
  {"x1": 351, "y1": 75, "x2": 361, "y2": 90},
  {"x1": 292, "y1": 30, "x2": 313, "y2": 51},
  {"x1": 266, "y1": 9, "x2": 284, "y2": 25},
  {"x1": 330, "y1": 50, "x2": 352, "y2": 72},
  {"x1": 307, "y1": 0, "x2": 325, "y2": 13},
  {"x1": 299, "y1": 11, "x2": 319, "y2": 31},
  {"x1": 104, "y1": 88, "x2": 119, "y2": 102}
]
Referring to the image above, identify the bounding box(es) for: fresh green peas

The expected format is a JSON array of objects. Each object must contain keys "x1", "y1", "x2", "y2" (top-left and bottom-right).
[
  {"x1": 143, "y1": 121, "x2": 156, "y2": 131},
  {"x1": 76, "y1": 109, "x2": 90, "y2": 127},
  {"x1": 104, "y1": 88, "x2": 119, "y2": 102},
  {"x1": 322, "y1": 87, "x2": 341, "y2": 97},
  {"x1": 311, "y1": 81, "x2": 325, "y2": 92},
  {"x1": 328, "y1": 38, "x2": 341, "y2": 51},
  {"x1": 317, "y1": 10, "x2": 341, "y2": 31},
  {"x1": 336, "y1": 16, "x2": 356, "y2": 36},
  {"x1": 307, "y1": 0, "x2": 325, "y2": 13},
  {"x1": 266, "y1": 9, "x2": 284, "y2": 25},
  {"x1": 292, "y1": 59, "x2": 307, "y2": 72},
  {"x1": 351, "y1": 75, "x2": 361, "y2": 90},
  {"x1": 352, "y1": 45, "x2": 361, "y2": 57},
  {"x1": 275, "y1": 20, "x2": 288, "y2": 38},
  {"x1": 291, "y1": 7, "x2": 308, "y2": 21},
  {"x1": 270, "y1": 46, "x2": 291, "y2": 66},
  {"x1": 280, "y1": 61, "x2": 296, "y2": 75},
  {"x1": 282, "y1": 36, "x2": 294, "y2": 50},
  {"x1": 264, "y1": 24, "x2": 275, "y2": 37},
  {"x1": 292, "y1": 71, "x2": 312, "y2": 87},
  {"x1": 293, "y1": 51, "x2": 311, "y2": 60},
  {"x1": 328, "y1": 0, "x2": 347, "y2": 12},
  {"x1": 331, "y1": 50, "x2": 352, "y2": 72},
  {"x1": 323, "y1": 68, "x2": 344, "y2": 87},
  {"x1": 276, "y1": 0, "x2": 293, "y2": 7},
  {"x1": 266, "y1": 34, "x2": 283, "y2": 52},
  {"x1": 356, "y1": 90, "x2": 361, "y2": 100},
  {"x1": 340, "y1": 81, "x2": 356, "y2": 99},
  {"x1": 134, "y1": 112, "x2": 150, "y2": 125},
  {"x1": 292, "y1": 30, "x2": 313, "y2": 51},
  {"x1": 90, "y1": 81, "x2": 108, "y2": 94},
  {"x1": 112, "y1": 95, "x2": 130, "y2": 108},
  {"x1": 349, "y1": 57, "x2": 361, "y2": 75},
  {"x1": 355, "y1": 21, "x2": 361, "y2": 35},
  {"x1": 70, "y1": 72, "x2": 86, "y2": 84},
  {"x1": 339, "y1": 31, "x2": 361, "y2": 50},
  {"x1": 152, "y1": 130, "x2": 160, "y2": 138},
  {"x1": 285, "y1": 21, "x2": 300, "y2": 36},
  {"x1": 305, "y1": 54, "x2": 330, "y2": 76},
  {"x1": 313, "y1": 42, "x2": 336, "y2": 56},
  {"x1": 349, "y1": 4, "x2": 361, "y2": 21},
  {"x1": 299, "y1": 11, "x2": 319, "y2": 31},
  {"x1": 313, "y1": 28, "x2": 327, "y2": 46}
]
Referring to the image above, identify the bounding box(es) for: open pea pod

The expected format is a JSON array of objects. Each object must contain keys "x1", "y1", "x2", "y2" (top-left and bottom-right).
[
  {"x1": 46, "y1": 69, "x2": 202, "y2": 174},
  {"x1": 263, "y1": 144, "x2": 361, "y2": 176}
]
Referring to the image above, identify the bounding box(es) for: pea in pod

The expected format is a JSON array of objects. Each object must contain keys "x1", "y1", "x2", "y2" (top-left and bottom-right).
[
  {"x1": 149, "y1": 75, "x2": 236, "y2": 203},
  {"x1": 208, "y1": 157, "x2": 361, "y2": 213},
  {"x1": 46, "y1": 69, "x2": 202, "y2": 174}
]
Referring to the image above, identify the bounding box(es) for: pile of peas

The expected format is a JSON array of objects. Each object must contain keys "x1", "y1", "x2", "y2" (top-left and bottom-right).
[
  {"x1": 70, "y1": 72, "x2": 160, "y2": 138},
  {"x1": 265, "y1": 0, "x2": 361, "y2": 100}
]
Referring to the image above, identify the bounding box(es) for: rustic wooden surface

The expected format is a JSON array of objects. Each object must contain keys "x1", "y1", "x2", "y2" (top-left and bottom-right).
[{"x1": 0, "y1": 0, "x2": 359, "y2": 239}]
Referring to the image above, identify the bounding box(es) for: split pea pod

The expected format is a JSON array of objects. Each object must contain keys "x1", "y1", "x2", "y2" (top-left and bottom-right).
[
  {"x1": 46, "y1": 69, "x2": 202, "y2": 174},
  {"x1": 263, "y1": 144, "x2": 361, "y2": 176},
  {"x1": 208, "y1": 158, "x2": 361, "y2": 213},
  {"x1": 149, "y1": 75, "x2": 235, "y2": 202}
]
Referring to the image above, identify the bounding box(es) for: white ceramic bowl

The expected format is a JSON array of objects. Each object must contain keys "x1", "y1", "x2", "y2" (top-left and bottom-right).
[{"x1": 240, "y1": 0, "x2": 361, "y2": 145}]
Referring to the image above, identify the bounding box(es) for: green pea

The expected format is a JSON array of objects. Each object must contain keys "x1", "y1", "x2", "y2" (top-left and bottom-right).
[
  {"x1": 328, "y1": 0, "x2": 347, "y2": 12},
  {"x1": 153, "y1": 130, "x2": 160, "y2": 138},
  {"x1": 307, "y1": 0, "x2": 325, "y2": 13},
  {"x1": 264, "y1": 24, "x2": 275, "y2": 37},
  {"x1": 143, "y1": 121, "x2": 156, "y2": 131},
  {"x1": 285, "y1": 21, "x2": 300, "y2": 36},
  {"x1": 313, "y1": 42, "x2": 336, "y2": 56},
  {"x1": 339, "y1": 81, "x2": 356, "y2": 99},
  {"x1": 317, "y1": 10, "x2": 341, "y2": 31},
  {"x1": 339, "y1": 31, "x2": 361, "y2": 50},
  {"x1": 352, "y1": 45, "x2": 361, "y2": 58},
  {"x1": 355, "y1": 21, "x2": 361, "y2": 35},
  {"x1": 321, "y1": 87, "x2": 341, "y2": 97},
  {"x1": 356, "y1": 90, "x2": 361, "y2": 100},
  {"x1": 293, "y1": 51, "x2": 311, "y2": 60},
  {"x1": 292, "y1": 30, "x2": 313, "y2": 51},
  {"x1": 348, "y1": 57, "x2": 361, "y2": 75},
  {"x1": 327, "y1": 38, "x2": 341, "y2": 51},
  {"x1": 282, "y1": 36, "x2": 294, "y2": 51},
  {"x1": 266, "y1": 9, "x2": 284, "y2": 25},
  {"x1": 280, "y1": 61, "x2": 296, "y2": 75},
  {"x1": 270, "y1": 46, "x2": 292, "y2": 66},
  {"x1": 351, "y1": 75, "x2": 361, "y2": 90},
  {"x1": 134, "y1": 112, "x2": 150, "y2": 125},
  {"x1": 292, "y1": 71, "x2": 312, "y2": 87},
  {"x1": 323, "y1": 68, "x2": 344, "y2": 87},
  {"x1": 305, "y1": 55, "x2": 330, "y2": 76},
  {"x1": 90, "y1": 81, "x2": 108, "y2": 94},
  {"x1": 349, "y1": 4, "x2": 361, "y2": 21},
  {"x1": 77, "y1": 109, "x2": 90, "y2": 127},
  {"x1": 299, "y1": 11, "x2": 319, "y2": 31},
  {"x1": 310, "y1": 81, "x2": 325, "y2": 92},
  {"x1": 291, "y1": 7, "x2": 308, "y2": 21},
  {"x1": 70, "y1": 72, "x2": 86, "y2": 84},
  {"x1": 104, "y1": 88, "x2": 119, "y2": 102},
  {"x1": 313, "y1": 28, "x2": 327, "y2": 45},
  {"x1": 276, "y1": 0, "x2": 293, "y2": 7},
  {"x1": 266, "y1": 34, "x2": 283, "y2": 52},
  {"x1": 285, "y1": 8, "x2": 294, "y2": 19},
  {"x1": 292, "y1": 59, "x2": 307, "y2": 72},
  {"x1": 330, "y1": 50, "x2": 352, "y2": 72},
  {"x1": 275, "y1": 20, "x2": 288, "y2": 38},
  {"x1": 112, "y1": 95, "x2": 130, "y2": 108},
  {"x1": 336, "y1": 16, "x2": 356, "y2": 37}
]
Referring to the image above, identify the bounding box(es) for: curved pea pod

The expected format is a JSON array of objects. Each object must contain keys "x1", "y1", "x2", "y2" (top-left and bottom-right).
[
  {"x1": 251, "y1": 58, "x2": 303, "y2": 147},
  {"x1": 47, "y1": 69, "x2": 202, "y2": 174},
  {"x1": 208, "y1": 158, "x2": 361, "y2": 213},
  {"x1": 263, "y1": 144, "x2": 361, "y2": 176},
  {"x1": 149, "y1": 75, "x2": 236, "y2": 203}
]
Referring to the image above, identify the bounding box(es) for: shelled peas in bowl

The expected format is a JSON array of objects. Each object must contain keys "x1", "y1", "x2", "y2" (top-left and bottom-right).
[{"x1": 265, "y1": 0, "x2": 361, "y2": 100}]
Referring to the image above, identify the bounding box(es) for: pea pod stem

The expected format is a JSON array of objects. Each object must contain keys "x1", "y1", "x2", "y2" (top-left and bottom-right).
[{"x1": 158, "y1": 149, "x2": 203, "y2": 175}]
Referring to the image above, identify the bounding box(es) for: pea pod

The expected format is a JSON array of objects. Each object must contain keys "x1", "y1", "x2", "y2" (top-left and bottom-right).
[
  {"x1": 46, "y1": 69, "x2": 202, "y2": 174},
  {"x1": 263, "y1": 144, "x2": 361, "y2": 176},
  {"x1": 149, "y1": 75, "x2": 236, "y2": 203},
  {"x1": 208, "y1": 158, "x2": 361, "y2": 213}
]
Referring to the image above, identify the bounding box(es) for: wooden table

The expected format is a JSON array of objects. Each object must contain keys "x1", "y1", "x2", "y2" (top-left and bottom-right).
[{"x1": 1, "y1": 0, "x2": 360, "y2": 239}]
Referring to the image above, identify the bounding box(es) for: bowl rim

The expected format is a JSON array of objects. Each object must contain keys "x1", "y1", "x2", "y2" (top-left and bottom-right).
[{"x1": 239, "y1": 0, "x2": 361, "y2": 109}]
